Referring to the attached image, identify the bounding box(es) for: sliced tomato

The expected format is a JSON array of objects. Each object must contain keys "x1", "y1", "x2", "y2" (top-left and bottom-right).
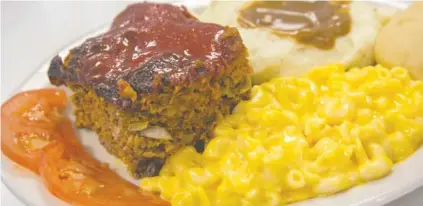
[
  {"x1": 40, "y1": 143, "x2": 169, "y2": 206},
  {"x1": 1, "y1": 89, "x2": 69, "y2": 173},
  {"x1": 2, "y1": 89, "x2": 169, "y2": 206},
  {"x1": 56, "y1": 118, "x2": 90, "y2": 155}
]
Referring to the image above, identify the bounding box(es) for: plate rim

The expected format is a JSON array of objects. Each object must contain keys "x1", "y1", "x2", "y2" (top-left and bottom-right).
[{"x1": 1, "y1": 1, "x2": 419, "y2": 206}]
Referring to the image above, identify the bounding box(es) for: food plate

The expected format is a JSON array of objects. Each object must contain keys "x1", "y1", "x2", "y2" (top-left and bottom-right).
[{"x1": 2, "y1": 1, "x2": 420, "y2": 206}]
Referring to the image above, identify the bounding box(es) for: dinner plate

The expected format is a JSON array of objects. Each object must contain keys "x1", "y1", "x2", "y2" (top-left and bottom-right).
[{"x1": 2, "y1": 1, "x2": 420, "y2": 206}]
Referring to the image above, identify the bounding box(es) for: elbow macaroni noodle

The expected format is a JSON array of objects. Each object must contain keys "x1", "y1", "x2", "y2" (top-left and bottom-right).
[{"x1": 141, "y1": 64, "x2": 423, "y2": 206}]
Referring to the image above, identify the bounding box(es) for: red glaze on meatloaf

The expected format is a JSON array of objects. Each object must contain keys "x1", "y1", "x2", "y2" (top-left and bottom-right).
[{"x1": 49, "y1": 2, "x2": 245, "y2": 110}]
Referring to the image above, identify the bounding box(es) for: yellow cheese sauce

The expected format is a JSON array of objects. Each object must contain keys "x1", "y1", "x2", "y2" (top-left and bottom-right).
[{"x1": 141, "y1": 64, "x2": 423, "y2": 206}]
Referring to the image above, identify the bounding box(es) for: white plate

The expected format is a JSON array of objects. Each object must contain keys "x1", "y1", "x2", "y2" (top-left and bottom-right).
[{"x1": 2, "y1": 1, "x2": 420, "y2": 206}]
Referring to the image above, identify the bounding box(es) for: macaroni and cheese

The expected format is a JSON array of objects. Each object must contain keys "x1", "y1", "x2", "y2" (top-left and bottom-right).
[{"x1": 141, "y1": 64, "x2": 423, "y2": 206}]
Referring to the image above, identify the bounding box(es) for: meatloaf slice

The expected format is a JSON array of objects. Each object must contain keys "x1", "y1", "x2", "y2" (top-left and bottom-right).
[{"x1": 48, "y1": 2, "x2": 252, "y2": 178}]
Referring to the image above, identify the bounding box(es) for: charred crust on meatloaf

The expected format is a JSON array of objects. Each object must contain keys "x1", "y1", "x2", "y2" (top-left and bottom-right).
[
  {"x1": 135, "y1": 157, "x2": 165, "y2": 178},
  {"x1": 94, "y1": 83, "x2": 141, "y2": 111},
  {"x1": 48, "y1": 55, "x2": 78, "y2": 86},
  {"x1": 48, "y1": 56, "x2": 65, "y2": 86},
  {"x1": 125, "y1": 54, "x2": 176, "y2": 94}
]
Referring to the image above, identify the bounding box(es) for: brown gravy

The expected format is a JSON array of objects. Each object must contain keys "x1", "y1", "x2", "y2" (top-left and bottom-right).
[{"x1": 237, "y1": 1, "x2": 351, "y2": 49}]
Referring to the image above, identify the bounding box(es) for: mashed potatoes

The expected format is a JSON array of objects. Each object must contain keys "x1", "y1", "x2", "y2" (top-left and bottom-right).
[
  {"x1": 200, "y1": 1, "x2": 382, "y2": 84},
  {"x1": 375, "y1": 2, "x2": 423, "y2": 80}
]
